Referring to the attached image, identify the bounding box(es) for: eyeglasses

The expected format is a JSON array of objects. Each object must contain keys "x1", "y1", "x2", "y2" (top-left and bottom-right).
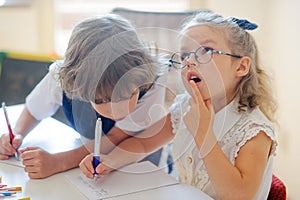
[{"x1": 169, "y1": 46, "x2": 242, "y2": 69}]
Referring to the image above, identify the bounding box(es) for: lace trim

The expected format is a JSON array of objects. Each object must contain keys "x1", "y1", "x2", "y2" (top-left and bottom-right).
[
  {"x1": 192, "y1": 169, "x2": 210, "y2": 189},
  {"x1": 176, "y1": 160, "x2": 210, "y2": 190},
  {"x1": 234, "y1": 121, "x2": 277, "y2": 159},
  {"x1": 169, "y1": 94, "x2": 190, "y2": 134},
  {"x1": 221, "y1": 116, "x2": 277, "y2": 163}
]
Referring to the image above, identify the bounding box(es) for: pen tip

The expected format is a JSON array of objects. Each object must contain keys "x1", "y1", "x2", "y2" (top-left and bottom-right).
[{"x1": 93, "y1": 175, "x2": 98, "y2": 182}]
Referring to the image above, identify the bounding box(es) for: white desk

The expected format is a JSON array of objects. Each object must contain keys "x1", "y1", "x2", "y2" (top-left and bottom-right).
[
  {"x1": 0, "y1": 105, "x2": 212, "y2": 200},
  {"x1": 0, "y1": 164, "x2": 85, "y2": 200},
  {"x1": 105, "y1": 184, "x2": 213, "y2": 200},
  {"x1": 0, "y1": 104, "x2": 83, "y2": 155}
]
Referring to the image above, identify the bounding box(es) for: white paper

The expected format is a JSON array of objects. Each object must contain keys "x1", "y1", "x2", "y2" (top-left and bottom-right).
[
  {"x1": 0, "y1": 156, "x2": 23, "y2": 167},
  {"x1": 65, "y1": 161, "x2": 178, "y2": 199}
]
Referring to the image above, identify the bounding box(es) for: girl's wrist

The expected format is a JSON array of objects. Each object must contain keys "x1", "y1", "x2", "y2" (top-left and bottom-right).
[{"x1": 196, "y1": 130, "x2": 217, "y2": 158}]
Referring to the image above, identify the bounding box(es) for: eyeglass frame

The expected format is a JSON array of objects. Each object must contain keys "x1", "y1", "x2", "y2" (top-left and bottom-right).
[{"x1": 169, "y1": 46, "x2": 242, "y2": 69}]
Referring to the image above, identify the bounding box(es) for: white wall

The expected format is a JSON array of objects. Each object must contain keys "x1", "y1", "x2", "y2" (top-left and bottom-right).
[
  {"x1": 267, "y1": 1, "x2": 300, "y2": 199},
  {"x1": 0, "y1": 0, "x2": 54, "y2": 54}
]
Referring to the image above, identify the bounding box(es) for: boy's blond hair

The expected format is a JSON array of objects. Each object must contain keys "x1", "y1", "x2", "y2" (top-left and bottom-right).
[{"x1": 58, "y1": 14, "x2": 162, "y2": 103}]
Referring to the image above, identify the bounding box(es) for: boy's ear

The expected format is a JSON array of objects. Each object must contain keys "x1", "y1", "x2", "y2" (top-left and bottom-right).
[{"x1": 236, "y1": 56, "x2": 251, "y2": 77}]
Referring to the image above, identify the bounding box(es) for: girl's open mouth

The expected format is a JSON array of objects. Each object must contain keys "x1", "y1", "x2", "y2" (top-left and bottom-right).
[{"x1": 187, "y1": 72, "x2": 202, "y2": 85}]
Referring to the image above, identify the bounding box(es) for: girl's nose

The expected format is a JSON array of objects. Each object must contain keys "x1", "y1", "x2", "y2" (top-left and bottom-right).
[{"x1": 185, "y1": 54, "x2": 197, "y2": 68}]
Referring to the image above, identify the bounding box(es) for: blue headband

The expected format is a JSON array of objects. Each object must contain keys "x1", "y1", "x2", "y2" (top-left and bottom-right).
[{"x1": 231, "y1": 18, "x2": 258, "y2": 30}]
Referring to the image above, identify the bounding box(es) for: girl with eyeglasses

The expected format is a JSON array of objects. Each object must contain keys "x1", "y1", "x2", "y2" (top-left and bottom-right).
[{"x1": 80, "y1": 10, "x2": 277, "y2": 200}]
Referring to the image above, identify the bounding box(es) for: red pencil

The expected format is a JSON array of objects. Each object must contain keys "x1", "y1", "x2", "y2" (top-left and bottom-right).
[{"x1": 2, "y1": 102, "x2": 14, "y2": 144}]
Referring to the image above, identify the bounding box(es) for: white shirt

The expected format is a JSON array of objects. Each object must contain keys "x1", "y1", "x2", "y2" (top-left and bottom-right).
[
  {"x1": 169, "y1": 92, "x2": 277, "y2": 200},
  {"x1": 26, "y1": 62, "x2": 167, "y2": 133}
]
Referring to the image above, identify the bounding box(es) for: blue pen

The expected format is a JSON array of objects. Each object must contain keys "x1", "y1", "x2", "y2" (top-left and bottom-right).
[{"x1": 93, "y1": 118, "x2": 102, "y2": 181}]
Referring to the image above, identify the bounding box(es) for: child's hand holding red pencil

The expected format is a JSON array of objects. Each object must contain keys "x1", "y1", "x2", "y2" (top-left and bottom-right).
[{"x1": 1, "y1": 102, "x2": 20, "y2": 160}]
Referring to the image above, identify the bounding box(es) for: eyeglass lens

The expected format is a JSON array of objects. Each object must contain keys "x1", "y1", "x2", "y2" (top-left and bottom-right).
[{"x1": 170, "y1": 46, "x2": 213, "y2": 69}]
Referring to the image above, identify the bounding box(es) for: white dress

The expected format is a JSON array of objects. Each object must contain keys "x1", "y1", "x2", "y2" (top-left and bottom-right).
[{"x1": 170, "y1": 93, "x2": 277, "y2": 200}]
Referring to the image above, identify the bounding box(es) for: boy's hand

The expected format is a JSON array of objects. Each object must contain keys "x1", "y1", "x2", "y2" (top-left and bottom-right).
[
  {"x1": 0, "y1": 133, "x2": 22, "y2": 159},
  {"x1": 79, "y1": 154, "x2": 114, "y2": 179},
  {"x1": 19, "y1": 147, "x2": 58, "y2": 179}
]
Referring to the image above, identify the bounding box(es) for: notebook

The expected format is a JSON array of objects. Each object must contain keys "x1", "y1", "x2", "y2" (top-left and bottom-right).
[{"x1": 65, "y1": 161, "x2": 178, "y2": 199}]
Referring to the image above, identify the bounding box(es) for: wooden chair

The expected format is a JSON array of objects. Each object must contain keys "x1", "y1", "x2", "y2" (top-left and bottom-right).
[
  {"x1": 111, "y1": 7, "x2": 196, "y2": 54},
  {"x1": 267, "y1": 174, "x2": 287, "y2": 200}
]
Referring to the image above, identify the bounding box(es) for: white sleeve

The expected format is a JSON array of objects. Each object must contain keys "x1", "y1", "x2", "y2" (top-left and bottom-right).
[
  {"x1": 25, "y1": 63, "x2": 63, "y2": 120},
  {"x1": 115, "y1": 74, "x2": 167, "y2": 132}
]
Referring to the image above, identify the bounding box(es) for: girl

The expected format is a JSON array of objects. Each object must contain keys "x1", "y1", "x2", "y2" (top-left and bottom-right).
[
  {"x1": 80, "y1": 10, "x2": 277, "y2": 199},
  {"x1": 0, "y1": 14, "x2": 167, "y2": 178}
]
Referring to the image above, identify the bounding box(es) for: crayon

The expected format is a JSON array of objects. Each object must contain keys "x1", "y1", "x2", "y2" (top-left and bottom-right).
[
  {"x1": 0, "y1": 186, "x2": 22, "y2": 191},
  {"x1": 0, "y1": 191, "x2": 16, "y2": 196},
  {"x1": 18, "y1": 197, "x2": 30, "y2": 200}
]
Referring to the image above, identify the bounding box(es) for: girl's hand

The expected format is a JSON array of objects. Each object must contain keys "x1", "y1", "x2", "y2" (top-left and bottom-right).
[
  {"x1": 183, "y1": 80, "x2": 215, "y2": 152},
  {"x1": 0, "y1": 133, "x2": 23, "y2": 159},
  {"x1": 19, "y1": 147, "x2": 58, "y2": 179},
  {"x1": 79, "y1": 154, "x2": 114, "y2": 180}
]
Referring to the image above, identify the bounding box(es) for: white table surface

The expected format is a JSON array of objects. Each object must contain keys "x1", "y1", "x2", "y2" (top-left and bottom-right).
[
  {"x1": 105, "y1": 183, "x2": 213, "y2": 200},
  {"x1": 0, "y1": 164, "x2": 86, "y2": 200},
  {"x1": 0, "y1": 104, "x2": 212, "y2": 200}
]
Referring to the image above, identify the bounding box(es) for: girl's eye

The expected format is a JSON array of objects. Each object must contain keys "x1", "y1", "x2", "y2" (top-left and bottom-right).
[
  {"x1": 203, "y1": 47, "x2": 213, "y2": 54},
  {"x1": 180, "y1": 52, "x2": 190, "y2": 61}
]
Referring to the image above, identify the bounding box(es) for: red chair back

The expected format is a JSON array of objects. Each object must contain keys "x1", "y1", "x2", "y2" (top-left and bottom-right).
[{"x1": 267, "y1": 174, "x2": 287, "y2": 200}]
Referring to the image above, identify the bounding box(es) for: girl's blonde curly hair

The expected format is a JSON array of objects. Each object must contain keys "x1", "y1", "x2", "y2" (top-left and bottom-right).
[{"x1": 181, "y1": 10, "x2": 277, "y2": 122}]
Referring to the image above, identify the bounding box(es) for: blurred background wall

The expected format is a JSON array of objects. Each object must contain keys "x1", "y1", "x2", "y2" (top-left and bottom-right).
[{"x1": 1, "y1": 0, "x2": 299, "y2": 199}]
